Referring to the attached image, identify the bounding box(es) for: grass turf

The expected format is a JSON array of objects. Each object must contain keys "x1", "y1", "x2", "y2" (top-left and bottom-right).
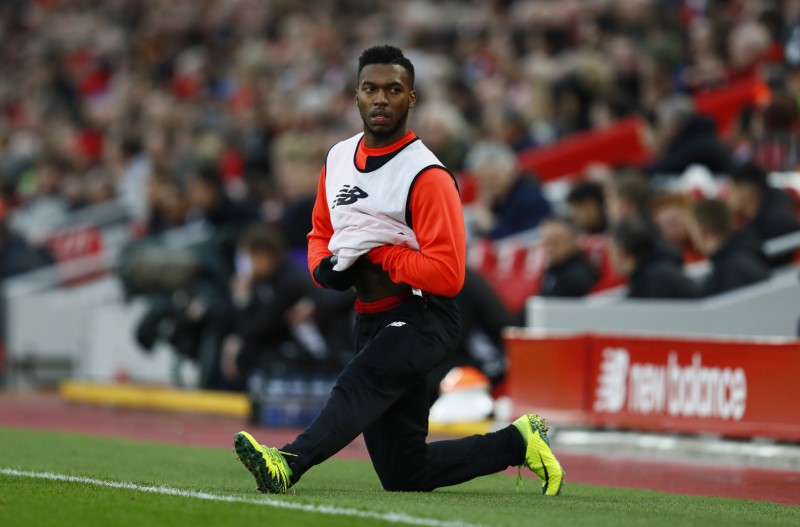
[{"x1": 0, "y1": 427, "x2": 798, "y2": 527}]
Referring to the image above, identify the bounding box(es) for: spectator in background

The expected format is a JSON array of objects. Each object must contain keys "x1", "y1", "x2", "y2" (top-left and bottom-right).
[
  {"x1": 650, "y1": 192, "x2": 705, "y2": 265},
  {"x1": 496, "y1": 109, "x2": 537, "y2": 153},
  {"x1": 746, "y1": 92, "x2": 800, "y2": 171},
  {"x1": 727, "y1": 162, "x2": 800, "y2": 267},
  {"x1": 605, "y1": 171, "x2": 651, "y2": 224},
  {"x1": 144, "y1": 173, "x2": 188, "y2": 235},
  {"x1": 112, "y1": 136, "x2": 152, "y2": 220},
  {"x1": 187, "y1": 165, "x2": 260, "y2": 270},
  {"x1": 690, "y1": 199, "x2": 769, "y2": 296},
  {"x1": 465, "y1": 141, "x2": 551, "y2": 240},
  {"x1": 10, "y1": 157, "x2": 70, "y2": 239},
  {"x1": 188, "y1": 166, "x2": 258, "y2": 231},
  {"x1": 414, "y1": 102, "x2": 471, "y2": 172},
  {"x1": 538, "y1": 217, "x2": 598, "y2": 297},
  {"x1": 221, "y1": 226, "x2": 325, "y2": 390},
  {"x1": 84, "y1": 168, "x2": 117, "y2": 207},
  {"x1": 645, "y1": 95, "x2": 732, "y2": 176},
  {"x1": 566, "y1": 181, "x2": 607, "y2": 235},
  {"x1": 606, "y1": 171, "x2": 683, "y2": 265},
  {"x1": 0, "y1": 214, "x2": 53, "y2": 279},
  {"x1": 269, "y1": 132, "x2": 326, "y2": 256},
  {"x1": 551, "y1": 73, "x2": 594, "y2": 137},
  {"x1": 610, "y1": 217, "x2": 699, "y2": 299}
]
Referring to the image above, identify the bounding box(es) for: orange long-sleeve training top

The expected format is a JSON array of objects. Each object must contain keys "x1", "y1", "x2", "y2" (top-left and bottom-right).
[{"x1": 307, "y1": 131, "x2": 466, "y2": 311}]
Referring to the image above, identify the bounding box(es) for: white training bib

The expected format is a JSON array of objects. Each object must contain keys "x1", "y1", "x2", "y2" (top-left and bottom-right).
[{"x1": 325, "y1": 133, "x2": 446, "y2": 270}]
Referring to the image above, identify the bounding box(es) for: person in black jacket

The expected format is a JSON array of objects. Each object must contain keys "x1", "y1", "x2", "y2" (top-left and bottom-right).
[
  {"x1": 566, "y1": 181, "x2": 607, "y2": 235},
  {"x1": 538, "y1": 217, "x2": 598, "y2": 297},
  {"x1": 220, "y1": 226, "x2": 325, "y2": 389},
  {"x1": 727, "y1": 162, "x2": 800, "y2": 267},
  {"x1": 610, "y1": 217, "x2": 699, "y2": 299},
  {"x1": 606, "y1": 171, "x2": 684, "y2": 266},
  {"x1": 645, "y1": 95, "x2": 732, "y2": 176},
  {"x1": 187, "y1": 165, "x2": 260, "y2": 274},
  {"x1": 691, "y1": 199, "x2": 769, "y2": 296}
]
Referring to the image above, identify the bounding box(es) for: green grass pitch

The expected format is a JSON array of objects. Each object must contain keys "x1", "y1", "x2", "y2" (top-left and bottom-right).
[{"x1": 0, "y1": 427, "x2": 797, "y2": 527}]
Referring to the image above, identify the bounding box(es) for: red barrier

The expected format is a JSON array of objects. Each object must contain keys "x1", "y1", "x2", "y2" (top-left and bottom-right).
[
  {"x1": 694, "y1": 76, "x2": 764, "y2": 137},
  {"x1": 46, "y1": 226, "x2": 103, "y2": 262},
  {"x1": 470, "y1": 234, "x2": 625, "y2": 314},
  {"x1": 517, "y1": 116, "x2": 652, "y2": 182},
  {"x1": 505, "y1": 334, "x2": 591, "y2": 425},
  {"x1": 506, "y1": 332, "x2": 800, "y2": 440},
  {"x1": 45, "y1": 226, "x2": 106, "y2": 286}
]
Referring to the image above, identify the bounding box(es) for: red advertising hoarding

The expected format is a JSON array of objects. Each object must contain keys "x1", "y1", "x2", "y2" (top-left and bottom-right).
[{"x1": 506, "y1": 332, "x2": 800, "y2": 440}]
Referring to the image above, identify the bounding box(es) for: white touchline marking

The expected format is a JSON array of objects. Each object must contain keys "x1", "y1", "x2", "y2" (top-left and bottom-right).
[{"x1": 0, "y1": 468, "x2": 486, "y2": 527}]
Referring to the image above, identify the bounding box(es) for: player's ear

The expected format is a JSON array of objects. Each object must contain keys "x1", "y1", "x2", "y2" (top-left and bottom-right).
[{"x1": 409, "y1": 90, "x2": 417, "y2": 109}]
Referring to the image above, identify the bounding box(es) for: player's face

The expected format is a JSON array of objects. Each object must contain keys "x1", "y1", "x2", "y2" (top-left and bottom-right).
[{"x1": 356, "y1": 64, "x2": 416, "y2": 148}]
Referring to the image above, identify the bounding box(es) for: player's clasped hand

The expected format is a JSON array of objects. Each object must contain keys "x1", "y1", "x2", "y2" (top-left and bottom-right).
[{"x1": 314, "y1": 255, "x2": 358, "y2": 291}]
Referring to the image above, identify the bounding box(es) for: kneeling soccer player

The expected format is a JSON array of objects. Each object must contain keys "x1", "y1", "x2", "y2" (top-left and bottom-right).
[{"x1": 233, "y1": 44, "x2": 564, "y2": 496}]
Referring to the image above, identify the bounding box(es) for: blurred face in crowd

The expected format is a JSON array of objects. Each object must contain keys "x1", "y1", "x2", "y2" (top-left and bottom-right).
[
  {"x1": 416, "y1": 113, "x2": 451, "y2": 152},
  {"x1": 653, "y1": 204, "x2": 689, "y2": 249},
  {"x1": 725, "y1": 182, "x2": 759, "y2": 219},
  {"x1": 356, "y1": 64, "x2": 416, "y2": 148},
  {"x1": 188, "y1": 177, "x2": 219, "y2": 211},
  {"x1": 249, "y1": 248, "x2": 279, "y2": 280},
  {"x1": 275, "y1": 156, "x2": 319, "y2": 200},
  {"x1": 540, "y1": 220, "x2": 579, "y2": 267},
  {"x1": 237, "y1": 245, "x2": 279, "y2": 281},
  {"x1": 567, "y1": 199, "x2": 603, "y2": 233},
  {"x1": 474, "y1": 160, "x2": 516, "y2": 204}
]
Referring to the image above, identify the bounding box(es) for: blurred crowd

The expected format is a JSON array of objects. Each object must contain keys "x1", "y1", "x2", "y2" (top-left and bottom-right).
[{"x1": 2, "y1": 0, "x2": 800, "y2": 389}]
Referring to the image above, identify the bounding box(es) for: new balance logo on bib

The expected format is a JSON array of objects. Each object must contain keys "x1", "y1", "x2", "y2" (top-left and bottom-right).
[{"x1": 332, "y1": 185, "x2": 369, "y2": 208}]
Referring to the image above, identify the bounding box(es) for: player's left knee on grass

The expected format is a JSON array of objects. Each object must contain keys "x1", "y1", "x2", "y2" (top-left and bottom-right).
[{"x1": 377, "y1": 469, "x2": 432, "y2": 492}]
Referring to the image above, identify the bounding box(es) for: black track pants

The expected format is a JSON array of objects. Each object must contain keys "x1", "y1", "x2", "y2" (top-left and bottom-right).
[{"x1": 282, "y1": 295, "x2": 526, "y2": 491}]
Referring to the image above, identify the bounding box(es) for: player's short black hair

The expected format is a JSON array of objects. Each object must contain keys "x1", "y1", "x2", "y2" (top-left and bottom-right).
[{"x1": 358, "y1": 45, "x2": 415, "y2": 87}]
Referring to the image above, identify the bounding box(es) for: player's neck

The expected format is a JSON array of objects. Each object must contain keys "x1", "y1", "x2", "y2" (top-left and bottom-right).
[
  {"x1": 361, "y1": 130, "x2": 414, "y2": 154},
  {"x1": 363, "y1": 127, "x2": 409, "y2": 149}
]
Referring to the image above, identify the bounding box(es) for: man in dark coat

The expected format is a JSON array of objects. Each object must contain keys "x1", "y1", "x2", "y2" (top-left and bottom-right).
[
  {"x1": 538, "y1": 217, "x2": 598, "y2": 297},
  {"x1": 220, "y1": 226, "x2": 324, "y2": 389},
  {"x1": 466, "y1": 141, "x2": 551, "y2": 239},
  {"x1": 727, "y1": 162, "x2": 800, "y2": 267},
  {"x1": 645, "y1": 95, "x2": 732, "y2": 176},
  {"x1": 610, "y1": 217, "x2": 700, "y2": 299},
  {"x1": 691, "y1": 199, "x2": 769, "y2": 296},
  {"x1": 606, "y1": 171, "x2": 684, "y2": 266}
]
